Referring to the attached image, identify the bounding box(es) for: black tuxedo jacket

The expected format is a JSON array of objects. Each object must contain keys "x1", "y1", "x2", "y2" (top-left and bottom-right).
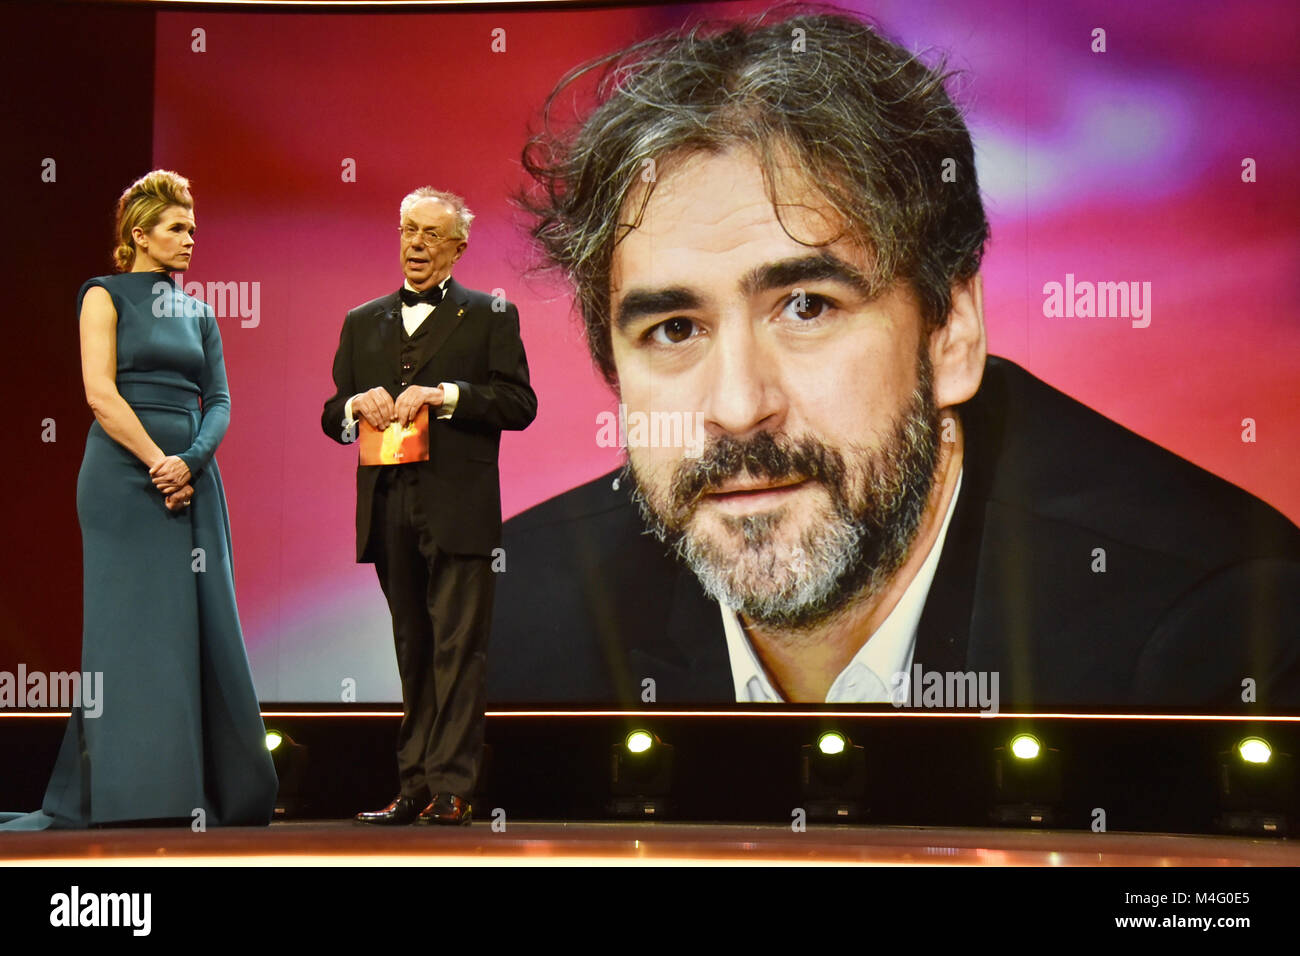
[
  {"x1": 487, "y1": 357, "x2": 1300, "y2": 711},
  {"x1": 321, "y1": 278, "x2": 536, "y2": 560}
]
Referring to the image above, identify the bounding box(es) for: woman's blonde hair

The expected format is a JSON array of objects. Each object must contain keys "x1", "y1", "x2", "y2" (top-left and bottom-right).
[{"x1": 112, "y1": 170, "x2": 193, "y2": 272}]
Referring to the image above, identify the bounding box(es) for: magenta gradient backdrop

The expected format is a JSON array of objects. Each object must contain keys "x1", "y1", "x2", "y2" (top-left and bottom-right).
[{"x1": 151, "y1": 1, "x2": 1299, "y2": 702}]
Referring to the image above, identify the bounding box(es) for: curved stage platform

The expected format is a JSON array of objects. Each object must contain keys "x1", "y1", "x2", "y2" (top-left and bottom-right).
[{"x1": 2, "y1": 822, "x2": 1298, "y2": 867}]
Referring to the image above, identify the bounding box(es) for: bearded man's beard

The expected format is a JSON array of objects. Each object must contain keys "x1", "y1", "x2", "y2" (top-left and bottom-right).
[{"x1": 630, "y1": 357, "x2": 942, "y2": 633}]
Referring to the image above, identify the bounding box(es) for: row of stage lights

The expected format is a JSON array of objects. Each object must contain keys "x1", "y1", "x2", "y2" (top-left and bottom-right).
[
  {"x1": 258, "y1": 727, "x2": 1293, "y2": 833},
  {"x1": 611, "y1": 729, "x2": 1295, "y2": 834}
]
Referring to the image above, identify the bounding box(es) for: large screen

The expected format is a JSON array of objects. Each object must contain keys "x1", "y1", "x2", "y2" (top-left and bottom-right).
[{"x1": 145, "y1": 0, "x2": 1299, "y2": 711}]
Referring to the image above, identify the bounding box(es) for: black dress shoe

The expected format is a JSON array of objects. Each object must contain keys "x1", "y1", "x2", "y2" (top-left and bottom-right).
[
  {"x1": 418, "y1": 793, "x2": 472, "y2": 826},
  {"x1": 355, "y1": 795, "x2": 424, "y2": 825}
]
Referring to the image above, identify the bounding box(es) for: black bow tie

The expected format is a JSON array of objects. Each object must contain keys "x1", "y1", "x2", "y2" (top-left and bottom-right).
[{"x1": 400, "y1": 285, "x2": 444, "y2": 308}]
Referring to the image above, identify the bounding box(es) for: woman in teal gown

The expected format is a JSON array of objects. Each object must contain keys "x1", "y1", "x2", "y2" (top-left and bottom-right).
[{"x1": 1, "y1": 170, "x2": 276, "y2": 829}]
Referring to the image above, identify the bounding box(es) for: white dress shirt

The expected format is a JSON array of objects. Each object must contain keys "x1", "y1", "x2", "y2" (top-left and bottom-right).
[
  {"x1": 342, "y1": 277, "x2": 458, "y2": 428},
  {"x1": 720, "y1": 468, "x2": 964, "y2": 703}
]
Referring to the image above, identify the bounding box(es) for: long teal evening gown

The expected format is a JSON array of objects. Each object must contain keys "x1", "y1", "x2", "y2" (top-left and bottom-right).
[{"x1": 0, "y1": 272, "x2": 277, "y2": 829}]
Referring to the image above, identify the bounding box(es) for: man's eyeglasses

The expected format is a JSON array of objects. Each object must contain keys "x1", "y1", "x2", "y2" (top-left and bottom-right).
[{"x1": 401, "y1": 223, "x2": 456, "y2": 244}]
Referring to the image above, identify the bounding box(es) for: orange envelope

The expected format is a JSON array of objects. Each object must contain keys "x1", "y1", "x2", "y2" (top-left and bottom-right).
[{"x1": 359, "y1": 406, "x2": 430, "y2": 465}]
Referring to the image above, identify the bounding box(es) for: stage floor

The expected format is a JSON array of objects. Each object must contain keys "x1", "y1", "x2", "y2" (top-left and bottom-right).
[{"x1": 1, "y1": 822, "x2": 1296, "y2": 865}]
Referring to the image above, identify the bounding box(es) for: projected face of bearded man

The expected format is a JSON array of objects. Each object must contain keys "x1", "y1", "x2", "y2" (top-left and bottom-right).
[
  {"x1": 523, "y1": 12, "x2": 991, "y2": 699},
  {"x1": 609, "y1": 148, "x2": 984, "y2": 661}
]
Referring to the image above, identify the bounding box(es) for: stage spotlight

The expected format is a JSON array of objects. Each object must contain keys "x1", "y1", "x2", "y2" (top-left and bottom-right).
[
  {"x1": 1217, "y1": 736, "x2": 1294, "y2": 836},
  {"x1": 818, "y1": 732, "x2": 847, "y2": 756},
  {"x1": 1237, "y1": 737, "x2": 1271, "y2": 765},
  {"x1": 991, "y1": 732, "x2": 1061, "y2": 827},
  {"x1": 1010, "y1": 734, "x2": 1041, "y2": 760},
  {"x1": 264, "y1": 728, "x2": 309, "y2": 819},
  {"x1": 609, "y1": 730, "x2": 674, "y2": 818},
  {"x1": 801, "y1": 731, "x2": 867, "y2": 822},
  {"x1": 625, "y1": 730, "x2": 655, "y2": 755}
]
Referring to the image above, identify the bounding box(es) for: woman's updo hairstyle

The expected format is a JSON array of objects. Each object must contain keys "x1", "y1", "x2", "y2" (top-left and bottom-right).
[{"x1": 112, "y1": 170, "x2": 193, "y2": 272}]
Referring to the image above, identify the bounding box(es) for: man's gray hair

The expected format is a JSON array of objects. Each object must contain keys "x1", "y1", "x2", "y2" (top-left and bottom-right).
[
  {"x1": 399, "y1": 186, "x2": 475, "y2": 241},
  {"x1": 521, "y1": 6, "x2": 989, "y2": 386}
]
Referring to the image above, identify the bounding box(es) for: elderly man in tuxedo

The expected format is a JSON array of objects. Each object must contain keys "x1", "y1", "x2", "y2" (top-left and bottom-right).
[{"x1": 323, "y1": 187, "x2": 536, "y2": 824}]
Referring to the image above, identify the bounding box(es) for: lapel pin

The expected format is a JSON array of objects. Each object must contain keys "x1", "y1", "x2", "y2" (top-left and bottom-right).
[{"x1": 457, "y1": 308, "x2": 465, "y2": 317}]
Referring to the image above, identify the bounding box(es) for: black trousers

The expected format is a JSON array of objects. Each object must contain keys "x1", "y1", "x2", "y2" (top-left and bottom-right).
[{"x1": 371, "y1": 465, "x2": 493, "y2": 800}]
